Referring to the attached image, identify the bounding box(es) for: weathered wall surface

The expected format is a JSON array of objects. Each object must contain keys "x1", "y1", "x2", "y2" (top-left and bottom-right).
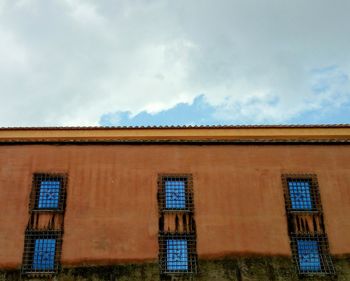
[
  {"x1": 0, "y1": 144, "x2": 349, "y2": 268},
  {"x1": 1, "y1": 257, "x2": 350, "y2": 281}
]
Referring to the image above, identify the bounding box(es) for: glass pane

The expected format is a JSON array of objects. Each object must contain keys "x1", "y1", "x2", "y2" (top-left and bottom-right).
[
  {"x1": 297, "y1": 240, "x2": 321, "y2": 272},
  {"x1": 288, "y1": 180, "x2": 312, "y2": 210},
  {"x1": 165, "y1": 180, "x2": 186, "y2": 209},
  {"x1": 166, "y1": 239, "x2": 188, "y2": 271},
  {"x1": 38, "y1": 181, "x2": 61, "y2": 209},
  {"x1": 32, "y1": 239, "x2": 56, "y2": 270}
]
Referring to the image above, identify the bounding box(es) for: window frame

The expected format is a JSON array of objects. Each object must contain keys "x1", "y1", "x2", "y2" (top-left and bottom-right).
[
  {"x1": 21, "y1": 230, "x2": 63, "y2": 275},
  {"x1": 282, "y1": 174, "x2": 322, "y2": 213},
  {"x1": 158, "y1": 174, "x2": 194, "y2": 212},
  {"x1": 30, "y1": 173, "x2": 67, "y2": 212},
  {"x1": 282, "y1": 173, "x2": 335, "y2": 276},
  {"x1": 158, "y1": 233, "x2": 198, "y2": 274},
  {"x1": 290, "y1": 233, "x2": 335, "y2": 275},
  {"x1": 166, "y1": 239, "x2": 189, "y2": 271}
]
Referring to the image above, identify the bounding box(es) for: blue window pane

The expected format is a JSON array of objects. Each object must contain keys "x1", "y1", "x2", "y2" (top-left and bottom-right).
[
  {"x1": 32, "y1": 239, "x2": 56, "y2": 270},
  {"x1": 288, "y1": 180, "x2": 312, "y2": 210},
  {"x1": 297, "y1": 240, "x2": 321, "y2": 272},
  {"x1": 38, "y1": 181, "x2": 61, "y2": 209},
  {"x1": 165, "y1": 180, "x2": 186, "y2": 209},
  {"x1": 167, "y1": 239, "x2": 188, "y2": 271}
]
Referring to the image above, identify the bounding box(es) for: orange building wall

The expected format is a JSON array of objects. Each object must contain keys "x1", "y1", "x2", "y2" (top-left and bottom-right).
[{"x1": 0, "y1": 144, "x2": 349, "y2": 269}]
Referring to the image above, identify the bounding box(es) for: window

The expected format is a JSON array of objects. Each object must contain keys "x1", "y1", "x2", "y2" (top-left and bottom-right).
[
  {"x1": 166, "y1": 239, "x2": 188, "y2": 271},
  {"x1": 291, "y1": 234, "x2": 334, "y2": 275},
  {"x1": 288, "y1": 180, "x2": 313, "y2": 210},
  {"x1": 31, "y1": 174, "x2": 67, "y2": 211},
  {"x1": 282, "y1": 174, "x2": 335, "y2": 276},
  {"x1": 165, "y1": 179, "x2": 186, "y2": 209},
  {"x1": 32, "y1": 239, "x2": 56, "y2": 270},
  {"x1": 158, "y1": 175, "x2": 193, "y2": 212},
  {"x1": 158, "y1": 174, "x2": 198, "y2": 276},
  {"x1": 297, "y1": 240, "x2": 321, "y2": 271},
  {"x1": 282, "y1": 174, "x2": 322, "y2": 212},
  {"x1": 22, "y1": 230, "x2": 62, "y2": 275},
  {"x1": 282, "y1": 175, "x2": 321, "y2": 213},
  {"x1": 159, "y1": 233, "x2": 197, "y2": 274},
  {"x1": 38, "y1": 181, "x2": 61, "y2": 209},
  {"x1": 22, "y1": 173, "x2": 67, "y2": 276}
]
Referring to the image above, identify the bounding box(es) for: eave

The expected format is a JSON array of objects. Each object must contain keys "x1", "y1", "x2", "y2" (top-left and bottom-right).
[{"x1": 0, "y1": 125, "x2": 349, "y2": 144}]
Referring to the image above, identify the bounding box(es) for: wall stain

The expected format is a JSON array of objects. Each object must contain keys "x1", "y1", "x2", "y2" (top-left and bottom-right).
[{"x1": 1, "y1": 256, "x2": 349, "y2": 281}]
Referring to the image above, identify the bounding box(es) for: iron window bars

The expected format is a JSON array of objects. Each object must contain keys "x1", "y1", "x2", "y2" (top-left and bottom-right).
[
  {"x1": 30, "y1": 173, "x2": 67, "y2": 212},
  {"x1": 290, "y1": 233, "x2": 335, "y2": 275},
  {"x1": 21, "y1": 230, "x2": 63, "y2": 275},
  {"x1": 282, "y1": 174, "x2": 335, "y2": 276},
  {"x1": 158, "y1": 174, "x2": 198, "y2": 276},
  {"x1": 22, "y1": 173, "x2": 67, "y2": 276},
  {"x1": 158, "y1": 175, "x2": 194, "y2": 212},
  {"x1": 159, "y1": 232, "x2": 198, "y2": 274},
  {"x1": 282, "y1": 175, "x2": 322, "y2": 213}
]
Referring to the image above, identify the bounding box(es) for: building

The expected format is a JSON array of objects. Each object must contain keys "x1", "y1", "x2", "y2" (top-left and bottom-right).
[{"x1": 0, "y1": 125, "x2": 349, "y2": 281}]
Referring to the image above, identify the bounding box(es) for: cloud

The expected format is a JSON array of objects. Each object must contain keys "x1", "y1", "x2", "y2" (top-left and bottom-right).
[
  {"x1": 100, "y1": 71, "x2": 350, "y2": 126},
  {"x1": 62, "y1": 0, "x2": 106, "y2": 26},
  {"x1": 0, "y1": 28, "x2": 29, "y2": 68},
  {"x1": 100, "y1": 95, "x2": 218, "y2": 126},
  {"x1": 0, "y1": 0, "x2": 349, "y2": 126}
]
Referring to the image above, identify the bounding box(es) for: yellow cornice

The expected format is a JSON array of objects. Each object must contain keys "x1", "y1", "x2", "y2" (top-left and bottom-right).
[{"x1": 0, "y1": 126, "x2": 349, "y2": 142}]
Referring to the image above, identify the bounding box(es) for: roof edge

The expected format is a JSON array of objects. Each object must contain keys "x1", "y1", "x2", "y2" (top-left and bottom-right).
[
  {"x1": 0, "y1": 125, "x2": 349, "y2": 143},
  {"x1": 0, "y1": 124, "x2": 350, "y2": 130}
]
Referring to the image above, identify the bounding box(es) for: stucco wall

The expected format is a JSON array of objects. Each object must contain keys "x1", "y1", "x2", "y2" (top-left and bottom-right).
[
  {"x1": 0, "y1": 144, "x2": 349, "y2": 268},
  {"x1": 1, "y1": 256, "x2": 350, "y2": 281}
]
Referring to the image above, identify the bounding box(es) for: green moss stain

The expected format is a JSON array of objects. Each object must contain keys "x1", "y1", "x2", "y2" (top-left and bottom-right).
[{"x1": 1, "y1": 256, "x2": 349, "y2": 281}]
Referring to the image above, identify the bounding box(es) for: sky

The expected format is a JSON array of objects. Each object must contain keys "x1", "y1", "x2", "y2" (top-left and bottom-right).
[{"x1": 0, "y1": 0, "x2": 349, "y2": 127}]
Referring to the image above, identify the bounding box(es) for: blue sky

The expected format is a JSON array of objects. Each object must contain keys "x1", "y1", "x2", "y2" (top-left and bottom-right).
[
  {"x1": 101, "y1": 65, "x2": 350, "y2": 125},
  {"x1": 0, "y1": 0, "x2": 349, "y2": 126}
]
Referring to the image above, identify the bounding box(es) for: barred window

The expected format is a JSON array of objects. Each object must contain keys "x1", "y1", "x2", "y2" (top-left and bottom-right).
[
  {"x1": 31, "y1": 174, "x2": 67, "y2": 211},
  {"x1": 288, "y1": 180, "x2": 312, "y2": 210},
  {"x1": 297, "y1": 240, "x2": 321, "y2": 272},
  {"x1": 38, "y1": 181, "x2": 61, "y2": 209},
  {"x1": 165, "y1": 179, "x2": 186, "y2": 209},
  {"x1": 22, "y1": 230, "x2": 62, "y2": 275},
  {"x1": 167, "y1": 239, "x2": 188, "y2": 271},
  {"x1": 291, "y1": 234, "x2": 335, "y2": 275},
  {"x1": 282, "y1": 174, "x2": 335, "y2": 276},
  {"x1": 282, "y1": 175, "x2": 321, "y2": 212},
  {"x1": 158, "y1": 174, "x2": 197, "y2": 276},
  {"x1": 159, "y1": 233, "x2": 198, "y2": 274},
  {"x1": 32, "y1": 239, "x2": 56, "y2": 270},
  {"x1": 158, "y1": 175, "x2": 193, "y2": 212}
]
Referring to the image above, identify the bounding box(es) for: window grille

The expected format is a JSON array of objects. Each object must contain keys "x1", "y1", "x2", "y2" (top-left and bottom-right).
[
  {"x1": 30, "y1": 174, "x2": 67, "y2": 212},
  {"x1": 288, "y1": 180, "x2": 313, "y2": 210},
  {"x1": 290, "y1": 233, "x2": 335, "y2": 275},
  {"x1": 282, "y1": 175, "x2": 321, "y2": 213},
  {"x1": 22, "y1": 173, "x2": 67, "y2": 276},
  {"x1": 158, "y1": 175, "x2": 194, "y2": 212},
  {"x1": 165, "y1": 180, "x2": 186, "y2": 209},
  {"x1": 32, "y1": 239, "x2": 56, "y2": 270},
  {"x1": 158, "y1": 174, "x2": 198, "y2": 277},
  {"x1": 21, "y1": 230, "x2": 62, "y2": 275},
  {"x1": 159, "y1": 233, "x2": 198, "y2": 274},
  {"x1": 282, "y1": 174, "x2": 335, "y2": 276}
]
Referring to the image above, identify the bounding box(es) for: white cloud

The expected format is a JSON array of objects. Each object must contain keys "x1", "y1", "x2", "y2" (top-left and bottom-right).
[
  {"x1": 0, "y1": 28, "x2": 29, "y2": 68},
  {"x1": 62, "y1": 0, "x2": 105, "y2": 26},
  {"x1": 0, "y1": 0, "x2": 349, "y2": 126}
]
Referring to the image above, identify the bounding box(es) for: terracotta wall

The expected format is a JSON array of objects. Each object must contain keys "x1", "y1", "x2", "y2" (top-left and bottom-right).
[{"x1": 0, "y1": 144, "x2": 349, "y2": 268}]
